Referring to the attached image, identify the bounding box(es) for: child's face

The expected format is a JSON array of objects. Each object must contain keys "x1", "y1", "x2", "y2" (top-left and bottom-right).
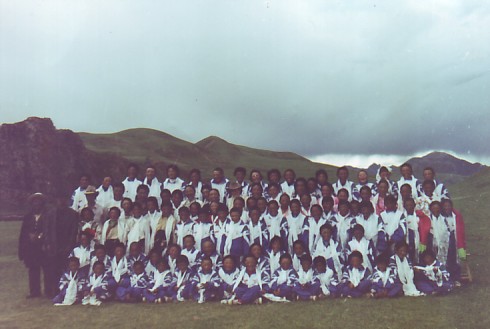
[
  {"x1": 280, "y1": 258, "x2": 291, "y2": 270},
  {"x1": 201, "y1": 260, "x2": 213, "y2": 273},
  {"x1": 244, "y1": 257, "x2": 257, "y2": 273},
  {"x1": 150, "y1": 253, "x2": 160, "y2": 264},
  {"x1": 235, "y1": 171, "x2": 245, "y2": 182},
  {"x1": 385, "y1": 201, "x2": 397, "y2": 212},
  {"x1": 157, "y1": 262, "x2": 168, "y2": 273},
  {"x1": 223, "y1": 258, "x2": 235, "y2": 272},
  {"x1": 290, "y1": 203, "x2": 301, "y2": 216},
  {"x1": 322, "y1": 201, "x2": 333, "y2": 213},
  {"x1": 279, "y1": 196, "x2": 290, "y2": 208},
  {"x1": 147, "y1": 201, "x2": 157, "y2": 212},
  {"x1": 230, "y1": 211, "x2": 241, "y2": 223},
  {"x1": 361, "y1": 206, "x2": 372, "y2": 218},
  {"x1": 268, "y1": 203, "x2": 279, "y2": 215},
  {"x1": 321, "y1": 185, "x2": 331, "y2": 197},
  {"x1": 257, "y1": 200, "x2": 267, "y2": 213},
  {"x1": 183, "y1": 237, "x2": 195, "y2": 249},
  {"x1": 115, "y1": 247, "x2": 125, "y2": 259},
  {"x1": 201, "y1": 189, "x2": 210, "y2": 200},
  {"x1": 316, "y1": 262, "x2": 327, "y2": 273},
  {"x1": 122, "y1": 200, "x2": 132, "y2": 213},
  {"x1": 202, "y1": 241, "x2": 214, "y2": 256},
  {"x1": 251, "y1": 245, "x2": 262, "y2": 259},
  {"x1": 80, "y1": 235, "x2": 90, "y2": 247},
  {"x1": 132, "y1": 206, "x2": 142, "y2": 218},
  {"x1": 301, "y1": 261, "x2": 312, "y2": 272},
  {"x1": 338, "y1": 204, "x2": 349, "y2": 216},
  {"x1": 179, "y1": 211, "x2": 190, "y2": 222},
  {"x1": 217, "y1": 210, "x2": 228, "y2": 220},
  {"x1": 250, "y1": 210, "x2": 260, "y2": 223},
  {"x1": 358, "y1": 171, "x2": 368, "y2": 183},
  {"x1": 172, "y1": 193, "x2": 183, "y2": 206},
  {"x1": 269, "y1": 186, "x2": 279, "y2": 197},
  {"x1": 177, "y1": 262, "x2": 189, "y2": 272},
  {"x1": 161, "y1": 205, "x2": 172, "y2": 217},
  {"x1": 284, "y1": 171, "x2": 295, "y2": 184},
  {"x1": 423, "y1": 183, "x2": 435, "y2": 196},
  {"x1": 351, "y1": 202, "x2": 359, "y2": 215},
  {"x1": 69, "y1": 261, "x2": 79, "y2": 273},
  {"x1": 350, "y1": 256, "x2": 362, "y2": 268},
  {"x1": 360, "y1": 189, "x2": 371, "y2": 201},
  {"x1": 81, "y1": 211, "x2": 94, "y2": 222},
  {"x1": 311, "y1": 207, "x2": 322, "y2": 220},
  {"x1": 109, "y1": 210, "x2": 119, "y2": 220},
  {"x1": 378, "y1": 183, "x2": 388, "y2": 196},
  {"x1": 338, "y1": 192, "x2": 348, "y2": 202},
  {"x1": 130, "y1": 244, "x2": 140, "y2": 257},
  {"x1": 134, "y1": 264, "x2": 144, "y2": 275},
  {"x1": 430, "y1": 204, "x2": 441, "y2": 217},
  {"x1": 337, "y1": 169, "x2": 348, "y2": 181},
  {"x1": 161, "y1": 192, "x2": 171, "y2": 203},
  {"x1": 293, "y1": 244, "x2": 304, "y2": 256},
  {"x1": 401, "y1": 166, "x2": 412, "y2": 179},
  {"x1": 353, "y1": 229, "x2": 364, "y2": 241},
  {"x1": 271, "y1": 240, "x2": 281, "y2": 252},
  {"x1": 94, "y1": 264, "x2": 105, "y2": 276},
  {"x1": 400, "y1": 186, "x2": 412, "y2": 200},
  {"x1": 233, "y1": 199, "x2": 245, "y2": 209},
  {"x1": 95, "y1": 248, "x2": 106, "y2": 260},
  {"x1": 300, "y1": 195, "x2": 311, "y2": 208},
  {"x1": 377, "y1": 262, "x2": 387, "y2": 272},
  {"x1": 396, "y1": 246, "x2": 408, "y2": 259},
  {"x1": 442, "y1": 202, "x2": 453, "y2": 216},
  {"x1": 423, "y1": 254, "x2": 435, "y2": 266},
  {"x1": 190, "y1": 204, "x2": 199, "y2": 217},
  {"x1": 320, "y1": 228, "x2": 332, "y2": 241},
  {"x1": 404, "y1": 200, "x2": 415, "y2": 214},
  {"x1": 199, "y1": 213, "x2": 211, "y2": 223},
  {"x1": 169, "y1": 246, "x2": 180, "y2": 258},
  {"x1": 113, "y1": 186, "x2": 124, "y2": 199}
]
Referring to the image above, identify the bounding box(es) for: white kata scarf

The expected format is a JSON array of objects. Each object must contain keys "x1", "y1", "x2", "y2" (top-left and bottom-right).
[
  {"x1": 355, "y1": 214, "x2": 378, "y2": 244},
  {"x1": 297, "y1": 268, "x2": 314, "y2": 285},
  {"x1": 307, "y1": 217, "x2": 326, "y2": 253},
  {"x1": 111, "y1": 257, "x2": 128, "y2": 283},
  {"x1": 395, "y1": 255, "x2": 423, "y2": 296},
  {"x1": 233, "y1": 268, "x2": 263, "y2": 291},
  {"x1": 287, "y1": 213, "x2": 305, "y2": 253},
  {"x1": 60, "y1": 271, "x2": 78, "y2": 305},
  {"x1": 89, "y1": 273, "x2": 104, "y2": 292},
  {"x1": 430, "y1": 214, "x2": 450, "y2": 264},
  {"x1": 348, "y1": 238, "x2": 372, "y2": 271}
]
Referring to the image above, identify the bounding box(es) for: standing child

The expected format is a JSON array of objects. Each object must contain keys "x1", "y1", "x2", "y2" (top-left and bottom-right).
[
  {"x1": 181, "y1": 235, "x2": 201, "y2": 271},
  {"x1": 247, "y1": 207, "x2": 269, "y2": 251},
  {"x1": 428, "y1": 201, "x2": 450, "y2": 265},
  {"x1": 377, "y1": 195, "x2": 407, "y2": 255},
  {"x1": 285, "y1": 200, "x2": 307, "y2": 254},
  {"x1": 100, "y1": 207, "x2": 127, "y2": 256},
  {"x1": 346, "y1": 224, "x2": 375, "y2": 272},
  {"x1": 312, "y1": 224, "x2": 343, "y2": 281},
  {"x1": 250, "y1": 243, "x2": 271, "y2": 275},
  {"x1": 69, "y1": 231, "x2": 94, "y2": 277},
  {"x1": 370, "y1": 254, "x2": 402, "y2": 298},
  {"x1": 116, "y1": 261, "x2": 150, "y2": 302},
  {"x1": 267, "y1": 236, "x2": 285, "y2": 278},
  {"x1": 53, "y1": 257, "x2": 87, "y2": 305},
  {"x1": 352, "y1": 201, "x2": 379, "y2": 246},
  {"x1": 126, "y1": 202, "x2": 151, "y2": 254},
  {"x1": 212, "y1": 204, "x2": 229, "y2": 256},
  {"x1": 221, "y1": 208, "x2": 250, "y2": 261},
  {"x1": 82, "y1": 261, "x2": 112, "y2": 306},
  {"x1": 175, "y1": 207, "x2": 194, "y2": 247},
  {"x1": 200, "y1": 240, "x2": 222, "y2": 270},
  {"x1": 441, "y1": 199, "x2": 467, "y2": 284},
  {"x1": 263, "y1": 201, "x2": 288, "y2": 249},
  {"x1": 153, "y1": 202, "x2": 176, "y2": 254},
  {"x1": 340, "y1": 251, "x2": 371, "y2": 298},
  {"x1": 191, "y1": 257, "x2": 221, "y2": 303},
  {"x1": 331, "y1": 200, "x2": 352, "y2": 252},
  {"x1": 403, "y1": 198, "x2": 431, "y2": 264},
  {"x1": 192, "y1": 207, "x2": 215, "y2": 251},
  {"x1": 303, "y1": 204, "x2": 327, "y2": 254}
]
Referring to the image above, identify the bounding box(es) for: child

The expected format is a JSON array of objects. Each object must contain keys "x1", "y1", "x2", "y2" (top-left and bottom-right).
[
  {"x1": 69, "y1": 231, "x2": 94, "y2": 276},
  {"x1": 372, "y1": 180, "x2": 389, "y2": 215},
  {"x1": 403, "y1": 198, "x2": 431, "y2": 264},
  {"x1": 377, "y1": 195, "x2": 407, "y2": 255},
  {"x1": 330, "y1": 200, "x2": 352, "y2": 252},
  {"x1": 303, "y1": 204, "x2": 327, "y2": 254},
  {"x1": 333, "y1": 166, "x2": 356, "y2": 202},
  {"x1": 171, "y1": 255, "x2": 194, "y2": 301},
  {"x1": 267, "y1": 236, "x2": 285, "y2": 278},
  {"x1": 414, "y1": 250, "x2": 453, "y2": 295},
  {"x1": 175, "y1": 206, "x2": 194, "y2": 247},
  {"x1": 153, "y1": 202, "x2": 176, "y2": 254},
  {"x1": 247, "y1": 207, "x2": 269, "y2": 251},
  {"x1": 340, "y1": 251, "x2": 371, "y2": 298},
  {"x1": 268, "y1": 253, "x2": 298, "y2": 302},
  {"x1": 89, "y1": 244, "x2": 111, "y2": 276},
  {"x1": 221, "y1": 208, "x2": 250, "y2": 260},
  {"x1": 145, "y1": 248, "x2": 162, "y2": 277},
  {"x1": 441, "y1": 199, "x2": 466, "y2": 284},
  {"x1": 291, "y1": 240, "x2": 307, "y2": 272},
  {"x1": 126, "y1": 202, "x2": 151, "y2": 254},
  {"x1": 218, "y1": 255, "x2": 241, "y2": 302},
  {"x1": 397, "y1": 163, "x2": 420, "y2": 199},
  {"x1": 165, "y1": 243, "x2": 181, "y2": 274},
  {"x1": 191, "y1": 257, "x2": 221, "y2": 303},
  {"x1": 389, "y1": 241, "x2": 423, "y2": 296},
  {"x1": 126, "y1": 242, "x2": 147, "y2": 273},
  {"x1": 280, "y1": 169, "x2": 296, "y2": 197},
  {"x1": 181, "y1": 235, "x2": 201, "y2": 271},
  {"x1": 200, "y1": 240, "x2": 222, "y2": 270},
  {"x1": 250, "y1": 243, "x2": 271, "y2": 275},
  {"x1": 192, "y1": 207, "x2": 214, "y2": 251},
  {"x1": 370, "y1": 254, "x2": 402, "y2": 298},
  {"x1": 162, "y1": 164, "x2": 185, "y2": 193},
  {"x1": 101, "y1": 207, "x2": 127, "y2": 256},
  {"x1": 352, "y1": 201, "x2": 379, "y2": 246},
  {"x1": 294, "y1": 254, "x2": 318, "y2": 301},
  {"x1": 147, "y1": 197, "x2": 162, "y2": 250},
  {"x1": 144, "y1": 259, "x2": 175, "y2": 303},
  {"x1": 285, "y1": 200, "x2": 307, "y2": 254},
  {"x1": 116, "y1": 260, "x2": 150, "y2": 302},
  {"x1": 109, "y1": 243, "x2": 130, "y2": 293},
  {"x1": 82, "y1": 261, "x2": 112, "y2": 305},
  {"x1": 263, "y1": 200, "x2": 288, "y2": 248},
  {"x1": 346, "y1": 224, "x2": 375, "y2": 272},
  {"x1": 227, "y1": 255, "x2": 269, "y2": 305},
  {"x1": 312, "y1": 224, "x2": 343, "y2": 281},
  {"x1": 53, "y1": 257, "x2": 87, "y2": 305},
  {"x1": 313, "y1": 256, "x2": 339, "y2": 299},
  {"x1": 428, "y1": 201, "x2": 450, "y2": 265}
]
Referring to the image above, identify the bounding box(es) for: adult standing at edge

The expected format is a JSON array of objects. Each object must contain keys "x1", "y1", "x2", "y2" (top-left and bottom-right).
[{"x1": 18, "y1": 193, "x2": 57, "y2": 298}]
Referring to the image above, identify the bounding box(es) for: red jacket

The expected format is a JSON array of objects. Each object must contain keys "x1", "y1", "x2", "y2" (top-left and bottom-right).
[
  {"x1": 416, "y1": 210, "x2": 431, "y2": 246},
  {"x1": 416, "y1": 209, "x2": 466, "y2": 249},
  {"x1": 452, "y1": 209, "x2": 467, "y2": 249}
]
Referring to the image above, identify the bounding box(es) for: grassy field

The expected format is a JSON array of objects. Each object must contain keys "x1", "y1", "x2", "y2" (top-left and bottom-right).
[{"x1": 1, "y1": 171, "x2": 490, "y2": 328}]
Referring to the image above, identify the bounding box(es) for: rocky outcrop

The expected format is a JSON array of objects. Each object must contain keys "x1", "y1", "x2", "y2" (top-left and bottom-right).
[{"x1": 0, "y1": 117, "x2": 128, "y2": 211}]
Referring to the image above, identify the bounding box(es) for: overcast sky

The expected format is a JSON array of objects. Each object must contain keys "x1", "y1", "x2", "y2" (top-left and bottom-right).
[{"x1": 1, "y1": 0, "x2": 489, "y2": 167}]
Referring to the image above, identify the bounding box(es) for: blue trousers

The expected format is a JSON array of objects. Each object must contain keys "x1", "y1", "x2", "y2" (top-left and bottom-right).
[
  {"x1": 294, "y1": 283, "x2": 320, "y2": 300},
  {"x1": 235, "y1": 285, "x2": 261, "y2": 304},
  {"x1": 341, "y1": 280, "x2": 371, "y2": 297},
  {"x1": 144, "y1": 286, "x2": 171, "y2": 303}
]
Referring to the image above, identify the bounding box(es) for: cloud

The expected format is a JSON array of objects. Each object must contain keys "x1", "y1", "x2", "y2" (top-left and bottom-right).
[{"x1": 1, "y1": 0, "x2": 489, "y2": 159}]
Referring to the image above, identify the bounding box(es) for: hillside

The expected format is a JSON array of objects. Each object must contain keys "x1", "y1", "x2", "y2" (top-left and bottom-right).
[{"x1": 79, "y1": 130, "x2": 339, "y2": 180}]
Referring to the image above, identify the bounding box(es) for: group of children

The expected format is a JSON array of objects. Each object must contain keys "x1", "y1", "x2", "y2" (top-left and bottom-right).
[{"x1": 53, "y1": 163, "x2": 466, "y2": 305}]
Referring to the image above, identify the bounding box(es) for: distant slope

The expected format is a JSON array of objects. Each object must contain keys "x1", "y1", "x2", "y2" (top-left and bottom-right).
[
  {"x1": 79, "y1": 130, "x2": 339, "y2": 180},
  {"x1": 352, "y1": 152, "x2": 487, "y2": 185}
]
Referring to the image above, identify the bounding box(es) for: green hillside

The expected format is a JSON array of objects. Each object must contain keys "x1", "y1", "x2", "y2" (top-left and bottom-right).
[{"x1": 79, "y1": 129, "x2": 340, "y2": 180}]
